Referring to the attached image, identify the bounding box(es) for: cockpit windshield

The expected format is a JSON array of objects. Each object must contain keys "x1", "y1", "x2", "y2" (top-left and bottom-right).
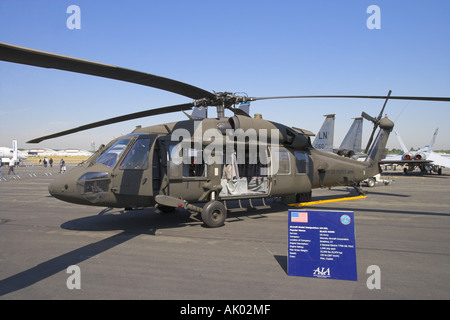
[{"x1": 95, "y1": 139, "x2": 130, "y2": 168}]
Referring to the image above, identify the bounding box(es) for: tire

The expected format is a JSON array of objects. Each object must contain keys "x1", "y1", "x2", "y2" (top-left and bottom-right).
[
  {"x1": 201, "y1": 201, "x2": 227, "y2": 228},
  {"x1": 367, "y1": 177, "x2": 376, "y2": 188}
]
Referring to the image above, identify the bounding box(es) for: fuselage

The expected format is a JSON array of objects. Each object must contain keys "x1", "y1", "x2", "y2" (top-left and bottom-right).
[{"x1": 48, "y1": 115, "x2": 392, "y2": 208}]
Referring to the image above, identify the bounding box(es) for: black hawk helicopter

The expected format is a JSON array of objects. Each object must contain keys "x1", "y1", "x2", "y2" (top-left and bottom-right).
[{"x1": 1, "y1": 43, "x2": 449, "y2": 227}]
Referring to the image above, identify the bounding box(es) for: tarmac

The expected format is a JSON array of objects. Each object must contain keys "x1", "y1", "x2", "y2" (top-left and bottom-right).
[{"x1": 0, "y1": 164, "x2": 449, "y2": 300}]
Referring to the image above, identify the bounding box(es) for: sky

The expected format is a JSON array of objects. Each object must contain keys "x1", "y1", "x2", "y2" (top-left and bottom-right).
[{"x1": 1, "y1": 0, "x2": 449, "y2": 151}]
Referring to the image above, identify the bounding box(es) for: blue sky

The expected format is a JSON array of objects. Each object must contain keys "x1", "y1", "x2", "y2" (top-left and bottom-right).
[{"x1": 1, "y1": 0, "x2": 449, "y2": 151}]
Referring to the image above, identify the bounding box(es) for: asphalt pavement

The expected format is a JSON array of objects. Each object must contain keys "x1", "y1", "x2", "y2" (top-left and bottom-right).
[{"x1": 1, "y1": 165, "x2": 449, "y2": 301}]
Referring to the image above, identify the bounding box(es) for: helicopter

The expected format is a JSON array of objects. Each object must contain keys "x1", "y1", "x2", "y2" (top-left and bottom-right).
[{"x1": 1, "y1": 42, "x2": 449, "y2": 227}]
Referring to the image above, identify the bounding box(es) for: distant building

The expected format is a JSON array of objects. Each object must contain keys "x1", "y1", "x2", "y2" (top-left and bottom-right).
[{"x1": 24, "y1": 148, "x2": 93, "y2": 157}]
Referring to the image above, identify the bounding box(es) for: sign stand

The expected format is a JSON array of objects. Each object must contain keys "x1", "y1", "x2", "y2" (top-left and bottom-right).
[{"x1": 288, "y1": 209, "x2": 357, "y2": 281}]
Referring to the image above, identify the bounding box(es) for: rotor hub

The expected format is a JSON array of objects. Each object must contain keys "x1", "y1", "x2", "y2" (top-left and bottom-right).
[{"x1": 194, "y1": 92, "x2": 251, "y2": 118}]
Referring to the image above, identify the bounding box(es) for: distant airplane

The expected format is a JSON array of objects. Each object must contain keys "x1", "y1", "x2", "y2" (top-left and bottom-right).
[
  {"x1": 380, "y1": 128, "x2": 450, "y2": 175},
  {"x1": 0, "y1": 140, "x2": 27, "y2": 165},
  {"x1": 336, "y1": 117, "x2": 363, "y2": 158},
  {"x1": 313, "y1": 114, "x2": 364, "y2": 159}
]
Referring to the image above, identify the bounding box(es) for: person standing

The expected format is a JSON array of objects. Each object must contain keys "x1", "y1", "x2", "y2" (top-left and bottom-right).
[
  {"x1": 8, "y1": 157, "x2": 15, "y2": 175},
  {"x1": 60, "y1": 158, "x2": 66, "y2": 173}
]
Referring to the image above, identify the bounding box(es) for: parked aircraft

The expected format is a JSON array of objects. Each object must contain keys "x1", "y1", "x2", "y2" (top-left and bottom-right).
[
  {"x1": 1, "y1": 42, "x2": 449, "y2": 228},
  {"x1": 0, "y1": 140, "x2": 27, "y2": 165},
  {"x1": 313, "y1": 114, "x2": 364, "y2": 159},
  {"x1": 336, "y1": 117, "x2": 364, "y2": 158},
  {"x1": 381, "y1": 128, "x2": 450, "y2": 174},
  {"x1": 312, "y1": 114, "x2": 335, "y2": 152}
]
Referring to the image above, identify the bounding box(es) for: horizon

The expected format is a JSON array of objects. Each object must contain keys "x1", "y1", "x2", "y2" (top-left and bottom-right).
[{"x1": 1, "y1": 1, "x2": 449, "y2": 150}]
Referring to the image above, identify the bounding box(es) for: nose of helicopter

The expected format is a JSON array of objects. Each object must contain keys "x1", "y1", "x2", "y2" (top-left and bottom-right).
[
  {"x1": 49, "y1": 172, "x2": 74, "y2": 201},
  {"x1": 48, "y1": 168, "x2": 85, "y2": 205},
  {"x1": 49, "y1": 167, "x2": 114, "y2": 206}
]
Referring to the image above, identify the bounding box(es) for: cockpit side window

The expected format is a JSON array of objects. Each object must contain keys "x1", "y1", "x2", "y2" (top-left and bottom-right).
[
  {"x1": 120, "y1": 138, "x2": 152, "y2": 170},
  {"x1": 95, "y1": 139, "x2": 130, "y2": 168}
]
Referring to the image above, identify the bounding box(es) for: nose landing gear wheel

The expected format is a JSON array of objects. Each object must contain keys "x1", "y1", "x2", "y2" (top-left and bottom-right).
[{"x1": 201, "y1": 201, "x2": 227, "y2": 228}]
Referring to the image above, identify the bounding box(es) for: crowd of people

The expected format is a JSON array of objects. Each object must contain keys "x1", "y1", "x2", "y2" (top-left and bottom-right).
[
  {"x1": 37, "y1": 157, "x2": 66, "y2": 173},
  {"x1": 0, "y1": 157, "x2": 67, "y2": 177}
]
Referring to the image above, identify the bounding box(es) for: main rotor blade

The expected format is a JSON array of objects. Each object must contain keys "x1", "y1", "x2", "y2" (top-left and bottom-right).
[
  {"x1": 0, "y1": 42, "x2": 214, "y2": 100},
  {"x1": 249, "y1": 95, "x2": 450, "y2": 102},
  {"x1": 27, "y1": 103, "x2": 194, "y2": 143}
]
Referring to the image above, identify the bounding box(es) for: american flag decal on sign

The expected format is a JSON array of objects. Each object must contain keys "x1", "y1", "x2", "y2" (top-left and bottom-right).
[{"x1": 291, "y1": 211, "x2": 308, "y2": 223}]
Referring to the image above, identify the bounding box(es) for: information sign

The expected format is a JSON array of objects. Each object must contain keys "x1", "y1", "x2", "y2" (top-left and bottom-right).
[{"x1": 288, "y1": 209, "x2": 357, "y2": 281}]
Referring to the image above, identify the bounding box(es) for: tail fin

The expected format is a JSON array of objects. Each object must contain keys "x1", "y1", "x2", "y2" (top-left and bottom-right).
[
  {"x1": 313, "y1": 114, "x2": 335, "y2": 152},
  {"x1": 12, "y1": 140, "x2": 18, "y2": 162},
  {"x1": 393, "y1": 129, "x2": 409, "y2": 153},
  {"x1": 424, "y1": 127, "x2": 438, "y2": 152},
  {"x1": 339, "y1": 117, "x2": 363, "y2": 153},
  {"x1": 366, "y1": 116, "x2": 394, "y2": 166}
]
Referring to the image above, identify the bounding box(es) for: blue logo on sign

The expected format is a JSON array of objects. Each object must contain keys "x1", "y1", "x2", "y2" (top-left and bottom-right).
[{"x1": 340, "y1": 214, "x2": 351, "y2": 225}]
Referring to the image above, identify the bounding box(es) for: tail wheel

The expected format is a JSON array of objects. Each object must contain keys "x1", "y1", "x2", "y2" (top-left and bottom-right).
[{"x1": 201, "y1": 201, "x2": 227, "y2": 228}]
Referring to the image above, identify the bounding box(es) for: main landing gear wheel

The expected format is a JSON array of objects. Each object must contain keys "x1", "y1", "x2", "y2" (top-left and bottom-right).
[{"x1": 201, "y1": 201, "x2": 227, "y2": 228}]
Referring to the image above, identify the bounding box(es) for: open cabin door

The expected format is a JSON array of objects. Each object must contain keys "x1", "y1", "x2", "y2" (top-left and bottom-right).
[{"x1": 219, "y1": 144, "x2": 271, "y2": 198}]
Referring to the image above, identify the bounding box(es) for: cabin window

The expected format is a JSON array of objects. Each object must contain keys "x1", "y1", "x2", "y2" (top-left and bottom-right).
[
  {"x1": 273, "y1": 149, "x2": 291, "y2": 175},
  {"x1": 294, "y1": 151, "x2": 308, "y2": 174},
  {"x1": 96, "y1": 139, "x2": 130, "y2": 168},
  {"x1": 120, "y1": 138, "x2": 152, "y2": 170},
  {"x1": 182, "y1": 148, "x2": 205, "y2": 177},
  {"x1": 168, "y1": 143, "x2": 205, "y2": 178}
]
